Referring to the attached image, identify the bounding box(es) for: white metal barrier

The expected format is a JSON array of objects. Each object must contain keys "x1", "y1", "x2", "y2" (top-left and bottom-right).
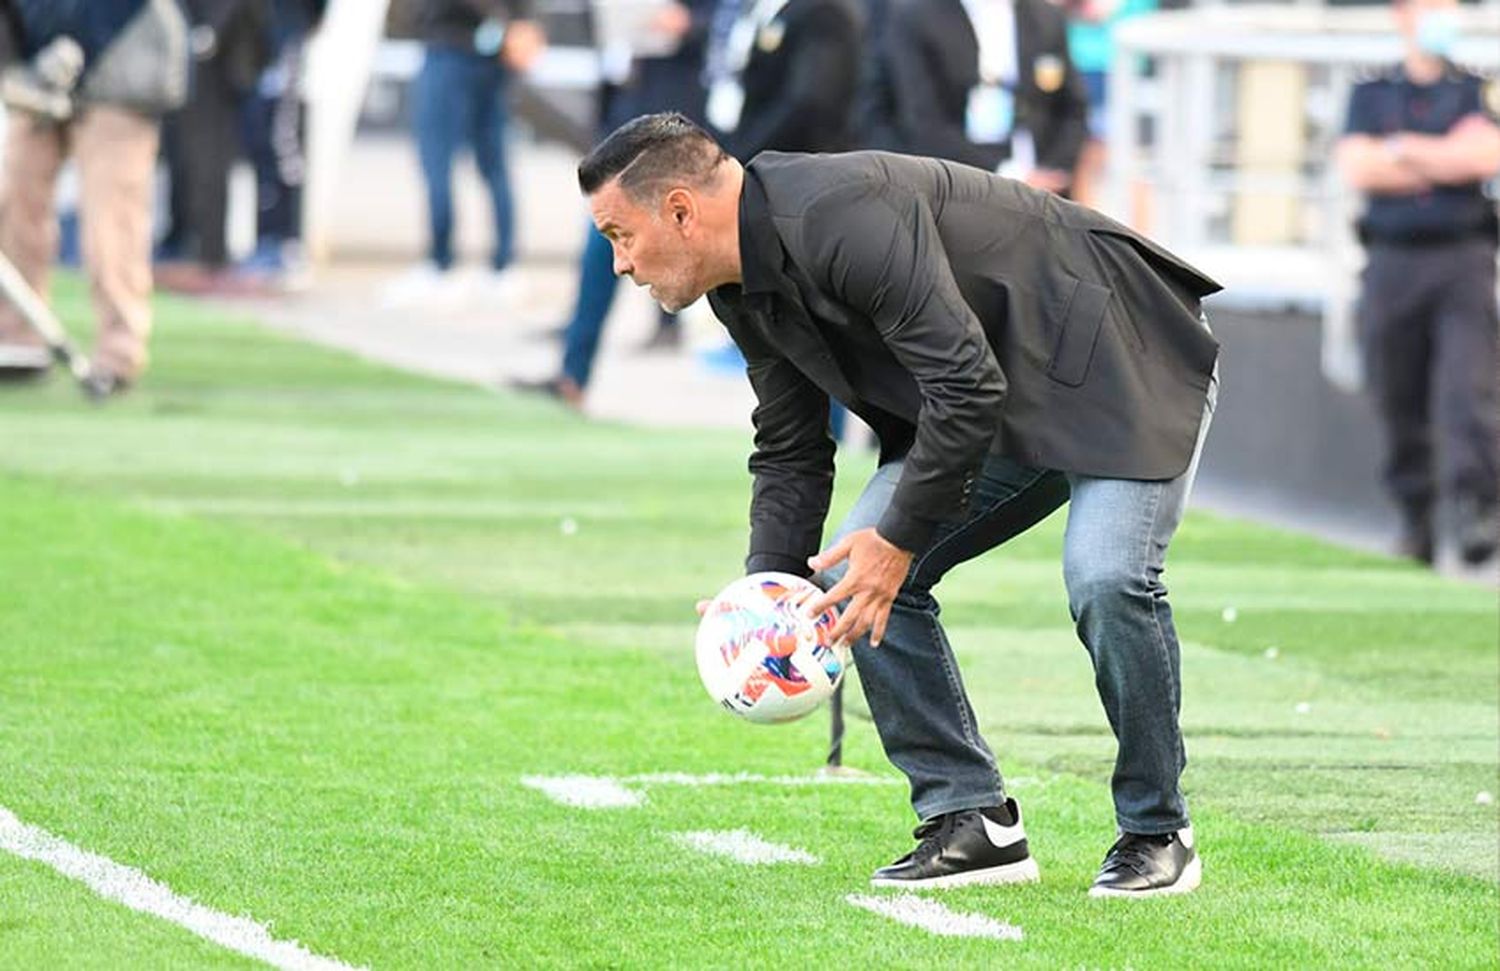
[{"x1": 1107, "y1": 5, "x2": 1500, "y2": 391}]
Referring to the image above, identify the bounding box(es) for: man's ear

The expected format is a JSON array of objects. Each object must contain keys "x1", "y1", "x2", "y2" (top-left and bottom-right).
[{"x1": 664, "y1": 187, "x2": 696, "y2": 233}]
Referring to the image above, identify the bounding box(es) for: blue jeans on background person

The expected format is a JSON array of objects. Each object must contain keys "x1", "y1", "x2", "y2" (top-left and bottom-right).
[
  {"x1": 562, "y1": 224, "x2": 681, "y2": 389},
  {"x1": 819, "y1": 373, "x2": 1217, "y2": 834},
  {"x1": 562, "y1": 226, "x2": 621, "y2": 388},
  {"x1": 412, "y1": 46, "x2": 515, "y2": 272}
]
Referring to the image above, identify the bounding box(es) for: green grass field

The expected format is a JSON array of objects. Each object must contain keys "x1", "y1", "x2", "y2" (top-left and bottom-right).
[{"x1": 1, "y1": 280, "x2": 1496, "y2": 968}]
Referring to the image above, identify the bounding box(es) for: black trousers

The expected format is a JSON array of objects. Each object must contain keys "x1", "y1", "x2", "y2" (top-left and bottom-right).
[
  {"x1": 1358, "y1": 239, "x2": 1499, "y2": 517},
  {"x1": 162, "y1": 55, "x2": 244, "y2": 267}
]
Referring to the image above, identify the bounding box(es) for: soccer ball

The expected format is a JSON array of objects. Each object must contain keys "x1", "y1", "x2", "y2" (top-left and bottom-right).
[{"x1": 694, "y1": 572, "x2": 850, "y2": 724}]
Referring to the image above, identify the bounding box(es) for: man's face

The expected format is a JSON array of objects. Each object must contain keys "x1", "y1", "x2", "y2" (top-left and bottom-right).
[{"x1": 589, "y1": 180, "x2": 705, "y2": 314}]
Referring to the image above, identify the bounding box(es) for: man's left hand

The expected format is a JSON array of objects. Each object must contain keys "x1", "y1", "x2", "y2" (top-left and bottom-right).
[{"x1": 805, "y1": 528, "x2": 913, "y2": 647}]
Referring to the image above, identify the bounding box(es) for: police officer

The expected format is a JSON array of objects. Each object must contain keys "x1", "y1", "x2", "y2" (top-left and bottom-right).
[
  {"x1": 864, "y1": 0, "x2": 1088, "y2": 194},
  {"x1": 1336, "y1": 0, "x2": 1500, "y2": 567}
]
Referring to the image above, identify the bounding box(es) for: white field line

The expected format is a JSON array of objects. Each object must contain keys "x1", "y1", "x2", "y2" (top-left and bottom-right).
[
  {"x1": 621, "y1": 771, "x2": 899, "y2": 787},
  {"x1": 522, "y1": 771, "x2": 901, "y2": 809},
  {"x1": 669, "y1": 830, "x2": 819, "y2": 865},
  {"x1": 0, "y1": 806, "x2": 363, "y2": 971},
  {"x1": 845, "y1": 893, "x2": 1024, "y2": 942},
  {"x1": 519, "y1": 775, "x2": 645, "y2": 808}
]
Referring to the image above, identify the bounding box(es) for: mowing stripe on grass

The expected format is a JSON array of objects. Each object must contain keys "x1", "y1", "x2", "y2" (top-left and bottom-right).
[
  {"x1": 845, "y1": 893, "x2": 1024, "y2": 941},
  {"x1": 668, "y1": 830, "x2": 820, "y2": 865},
  {"x1": 0, "y1": 806, "x2": 362, "y2": 971}
]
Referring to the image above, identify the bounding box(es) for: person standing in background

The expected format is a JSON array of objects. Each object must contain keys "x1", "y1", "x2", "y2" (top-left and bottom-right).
[
  {"x1": 156, "y1": 0, "x2": 271, "y2": 291},
  {"x1": 694, "y1": 0, "x2": 863, "y2": 436},
  {"x1": 384, "y1": 0, "x2": 546, "y2": 308},
  {"x1": 869, "y1": 0, "x2": 1088, "y2": 195},
  {"x1": 237, "y1": 0, "x2": 328, "y2": 291},
  {"x1": 703, "y1": 0, "x2": 863, "y2": 161},
  {"x1": 0, "y1": 0, "x2": 188, "y2": 397},
  {"x1": 1063, "y1": 0, "x2": 1154, "y2": 208},
  {"x1": 511, "y1": 0, "x2": 714, "y2": 408},
  {"x1": 1335, "y1": 0, "x2": 1500, "y2": 567}
]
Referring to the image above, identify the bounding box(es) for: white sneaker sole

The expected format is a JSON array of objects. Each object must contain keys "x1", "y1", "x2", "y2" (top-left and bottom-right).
[
  {"x1": 870, "y1": 856, "x2": 1040, "y2": 890},
  {"x1": 1088, "y1": 854, "x2": 1203, "y2": 898}
]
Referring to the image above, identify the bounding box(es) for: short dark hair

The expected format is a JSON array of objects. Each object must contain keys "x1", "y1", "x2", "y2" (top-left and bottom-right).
[{"x1": 577, "y1": 113, "x2": 730, "y2": 202}]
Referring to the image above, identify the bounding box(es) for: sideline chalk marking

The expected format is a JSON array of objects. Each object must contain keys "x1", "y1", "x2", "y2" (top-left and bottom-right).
[
  {"x1": 669, "y1": 830, "x2": 819, "y2": 865},
  {"x1": 0, "y1": 806, "x2": 363, "y2": 971},
  {"x1": 522, "y1": 771, "x2": 899, "y2": 809},
  {"x1": 845, "y1": 893, "x2": 1024, "y2": 941},
  {"x1": 520, "y1": 775, "x2": 645, "y2": 809},
  {"x1": 622, "y1": 771, "x2": 895, "y2": 787}
]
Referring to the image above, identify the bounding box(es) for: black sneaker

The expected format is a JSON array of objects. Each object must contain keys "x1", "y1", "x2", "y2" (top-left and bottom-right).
[
  {"x1": 870, "y1": 797, "x2": 1039, "y2": 889},
  {"x1": 1089, "y1": 828, "x2": 1201, "y2": 898}
]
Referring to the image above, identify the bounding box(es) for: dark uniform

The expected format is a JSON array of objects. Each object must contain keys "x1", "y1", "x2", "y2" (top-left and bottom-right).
[
  {"x1": 1345, "y1": 63, "x2": 1500, "y2": 561},
  {"x1": 861, "y1": 0, "x2": 1088, "y2": 182},
  {"x1": 704, "y1": 0, "x2": 863, "y2": 160}
]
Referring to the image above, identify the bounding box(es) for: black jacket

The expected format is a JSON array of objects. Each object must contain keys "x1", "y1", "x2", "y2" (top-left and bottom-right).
[
  {"x1": 708, "y1": 151, "x2": 1221, "y2": 570},
  {"x1": 870, "y1": 0, "x2": 1088, "y2": 174},
  {"x1": 719, "y1": 0, "x2": 862, "y2": 161}
]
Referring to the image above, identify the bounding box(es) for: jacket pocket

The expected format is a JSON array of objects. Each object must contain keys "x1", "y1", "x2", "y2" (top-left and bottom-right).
[{"x1": 1047, "y1": 278, "x2": 1111, "y2": 387}]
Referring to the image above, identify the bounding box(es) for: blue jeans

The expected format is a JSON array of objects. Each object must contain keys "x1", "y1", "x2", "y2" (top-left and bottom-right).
[
  {"x1": 412, "y1": 47, "x2": 515, "y2": 271},
  {"x1": 562, "y1": 225, "x2": 678, "y2": 389},
  {"x1": 821, "y1": 375, "x2": 1217, "y2": 834}
]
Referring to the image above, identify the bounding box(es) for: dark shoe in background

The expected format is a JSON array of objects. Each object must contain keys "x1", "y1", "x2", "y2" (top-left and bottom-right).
[
  {"x1": 1089, "y1": 828, "x2": 1201, "y2": 898},
  {"x1": 1455, "y1": 496, "x2": 1498, "y2": 566},
  {"x1": 1396, "y1": 509, "x2": 1435, "y2": 566},
  {"x1": 636, "y1": 324, "x2": 682, "y2": 354},
  {"x1": 870, "y1": 797, "x2": 1039, "y2": 889},
  {"x1": 527, "y1": 324, "x2": 569, "y2": 343},
  {"x1": 508, "y1": 374, "x2": 583, "y2": 410}
]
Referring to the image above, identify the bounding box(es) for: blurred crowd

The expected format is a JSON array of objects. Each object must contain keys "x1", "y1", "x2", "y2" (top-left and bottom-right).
[
  {"x1": 0, "y1": 0, "x2": 1156, "y2": 397},
  {"x1": 0, "y1": 0, "x2": 1494, "y2": 567},
  {"x1": 499, "y1": 0, "x2": 1160, "y2": 409}
]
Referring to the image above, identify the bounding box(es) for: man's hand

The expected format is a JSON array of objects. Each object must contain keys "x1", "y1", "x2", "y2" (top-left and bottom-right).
[
  {"x1": 501, "y1": 20, "x2": 547, "y2": 72},
  {"x1": 1024, "y1": 168, "x2": 1072, "y2": 194},
  {"x1": 805, "y1": 528, "x2": 913, "y2": 647},
  {"x1": 650, "y1": 2, "x2": 694, "y2": 39}
]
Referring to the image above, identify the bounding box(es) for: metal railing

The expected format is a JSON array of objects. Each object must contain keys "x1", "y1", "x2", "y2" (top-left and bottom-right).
[{"x1": 1107, "y1": 4, "x2": 1500, "y2": 390}]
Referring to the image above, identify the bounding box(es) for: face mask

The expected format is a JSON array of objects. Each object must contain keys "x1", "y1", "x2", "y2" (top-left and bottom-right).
[{"x1": 1415, "y1": 9, "x2": 1460, "y2": 57}]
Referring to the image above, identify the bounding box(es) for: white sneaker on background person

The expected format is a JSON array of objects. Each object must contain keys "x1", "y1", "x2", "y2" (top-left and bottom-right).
[
  {"x1": 381, "y1": 262, "x2": 461, "y2": 310},
  {"x1": 462, "y1": 265, "x2": 526, "y2": 307}
]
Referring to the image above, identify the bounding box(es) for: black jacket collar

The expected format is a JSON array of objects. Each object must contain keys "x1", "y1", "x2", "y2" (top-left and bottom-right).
[{"x1": 735, "y1": 166, "x2": 787, "y2": 298}]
